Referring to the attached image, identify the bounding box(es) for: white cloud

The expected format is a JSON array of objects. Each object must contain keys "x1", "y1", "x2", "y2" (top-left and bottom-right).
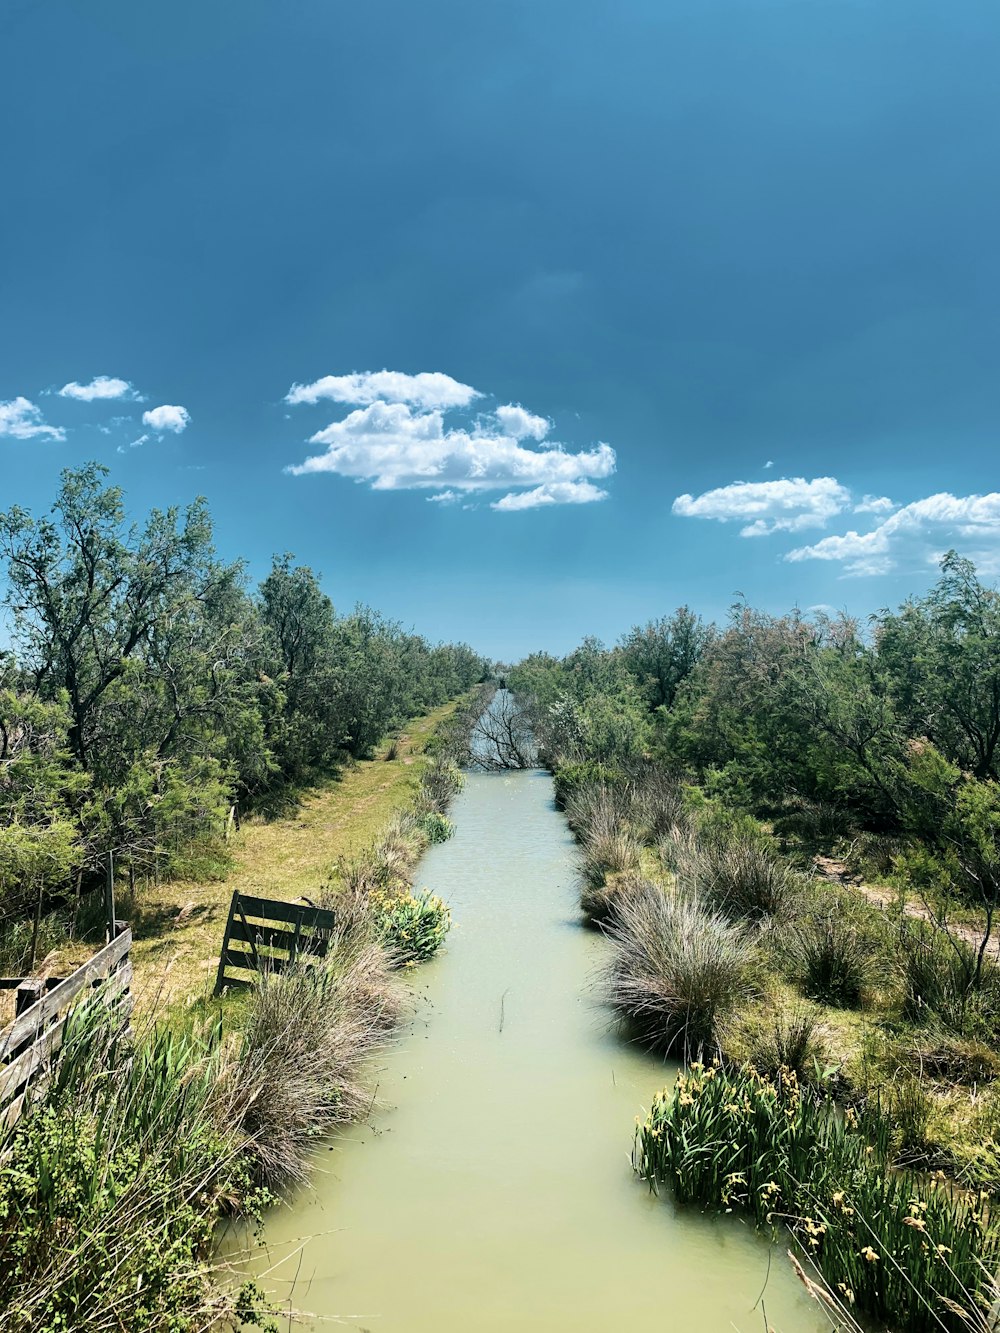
[
  {"x1": 142, "y1": 404, "x2": 190, "y2": 433},
  {"x1": 672, "y1": 476, "x2": 850, "y2": 536},
  {"x1": 428, "y1": 490, "x2": 460, "y2": 504},
  {"x1": 0, "y1": 397, "x2": 65, "y2": 442},
  {"x1": 788, "y1": 492, "x2": 1000, "y2": 575},
  {"x1": 493, "y1": 404, "x2": 551, "y2": 441},
  {"x1": 59, "y1": 375, "x2": 137, "y2": 402},
  {"x1": 286, "y1": 380, "x2": 615, "y2": 511},
  {"x1": 854, "y1": 494, "x2": 895, "y2": 514},
  {"x1": 491, "y1": 480, "x2": 608, "y2": 511},
  {"x1": 117, "y1": 434, "x2": 149, "y2": 454},
  {"x1": 764, "y1": 459, "x2": 774, "y2": 469},
  {"x1": 286, "y1": 370, "x2": 479, "y2": 411}
]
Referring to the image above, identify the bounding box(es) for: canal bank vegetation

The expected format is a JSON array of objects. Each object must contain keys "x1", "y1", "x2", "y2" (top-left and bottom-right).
[
  {"x1": 0, "y1": 718, "x2": 471, "y2": 1332},
  {"x1": 0, "y1": 466, "x2": 486, "y2": 1331},
  {"x1": 508, "y1": 553, "x2": 1000, "y2": 1330},
  {"x1": 0, "y1": 464, "x2": 485, "y2": 984}
]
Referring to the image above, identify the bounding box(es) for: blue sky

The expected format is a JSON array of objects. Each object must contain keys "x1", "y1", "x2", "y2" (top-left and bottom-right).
[{"x1": 2, "y1": 0, "x2": 998, "y2": 660}]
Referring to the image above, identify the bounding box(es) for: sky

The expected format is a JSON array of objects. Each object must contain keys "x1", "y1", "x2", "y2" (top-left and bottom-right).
[{"x1": 2, "y1": 0, "x2": 999, "y2": 660}]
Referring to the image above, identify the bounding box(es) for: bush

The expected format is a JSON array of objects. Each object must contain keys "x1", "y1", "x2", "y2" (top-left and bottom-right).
[
  {"x1": 900, "y1": 922, "x2": 1000, "y2": 1039},
  {"x1": 635, "y1": 1064, "x2": 998, "y2": 1333},
  {"x1": 420, "y1": 810, "x2": 454, "y2": 844},
  {"x1": 372, "y1": 886, "x2": 451, "y2": 964},
  {"x1": 604, "y1": 882, "x2": 758, "y2": 1058},
  {"x1": 682, "y1": 830, "x2": 799, "y2": 923},
  {"x1": 580, "y1": 830, "x2": 642, "y2": 893},
  {"x1": 791, "y1": 909, "x2": 881, "y2": 1008},
  {"x1": 739, "y1": 1004, "x2": 830, "y2": 1084},
  {"x1": 580, "y1": 869, "x2": 647, "y2": 926},
  {"x1": 553, "y1": 761, "x2": 621, "y2": 809},
  {"x1": 218, "y1": 939, "x2": 403, "y2": 1188},
  {"x1": 0, "y1": 1004, "x2": 269, "y2": 1333}
]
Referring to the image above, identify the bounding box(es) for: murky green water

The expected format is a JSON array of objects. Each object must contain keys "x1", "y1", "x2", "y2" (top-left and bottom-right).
[{"x1": 238, "y1": 770, "x2": 827, "y2": 1331}]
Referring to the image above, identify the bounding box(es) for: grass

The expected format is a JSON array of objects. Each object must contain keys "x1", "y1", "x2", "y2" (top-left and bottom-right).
[
  {"x1": 44, "y1": 701, "x2": 460, "y2": 1014},
  {"x1": 603, "y1": 880, "x2": 759, "y2": 1058}
]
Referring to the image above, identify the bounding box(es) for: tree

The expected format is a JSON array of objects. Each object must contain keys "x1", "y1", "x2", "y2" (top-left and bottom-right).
[
  {"x1": 878, "y1": 552, "x2": 1000, "y2": 779},
  {"x1": 619, "y1": 607, "x2": 712, "y2": 711}
]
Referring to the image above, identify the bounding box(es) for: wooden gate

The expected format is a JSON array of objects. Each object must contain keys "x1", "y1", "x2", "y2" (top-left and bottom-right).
[
  {"x1": 214, "y1": 892, "x2": 336, "y2": 995},
  {"x1": 0, "y1": 922, "x2": 133, "y2": 1132}
]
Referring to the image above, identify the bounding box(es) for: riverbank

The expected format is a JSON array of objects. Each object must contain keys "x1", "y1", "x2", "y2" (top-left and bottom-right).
[
  {"x1": 43, "y1": 700, "x2": 460, "y2": 1014},
  {"x1": 0, "y1": 699, "x2": 469, "y2": 1332}
]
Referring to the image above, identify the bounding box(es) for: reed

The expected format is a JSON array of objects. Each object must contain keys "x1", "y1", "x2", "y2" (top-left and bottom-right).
[
  {"x1": 635, "y1": 1063, "x2": 998, "y2": 1333},
  {"x1": 603, "y1": 881, "x2": 758, "y2": 1058}
]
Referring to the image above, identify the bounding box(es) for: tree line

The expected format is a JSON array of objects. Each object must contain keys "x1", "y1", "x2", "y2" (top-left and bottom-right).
[
  {"x1": 0, "y1": 465, "x2": 486, "y2": 954},
  {"x1": 509, "y1": 552, "x2": 1000, "y2": 946}
]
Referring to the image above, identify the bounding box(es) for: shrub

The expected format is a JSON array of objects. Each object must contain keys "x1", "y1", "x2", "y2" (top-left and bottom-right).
[
  {"x1": 372, "y1": 887, "x2": 451, "y2": 964},
  {"x1": 553, "y1": 761, "x2": 621, "y2": 809},
  {"x1": 635, "y1": 1064, "x2": 998, "y2": 1333},
  {"x1": 580, "y1": 869, "x2": 648, "y2": 926},
  {"x1": 682, "y1": 830, "x2": 799, "y2": 923},
  {"x1": 218, "y1": 940, "x2": 403, "y2": 1188},
  {"x1": 563, "y1": 781, "x2": 631, "y2": 843},
  {"x1": 0, "y1": 1004, "x2": 269, "y2": 1333},
  {"x1": 420, "y1": 810, "x2": 454, "y2": 844},
  {"x1": 900, "y1": 922, "x2": 1000, "y2": 1039},
  {"x1": 740, "y1": 1004, "x2": 830, "y2": 1084},
  {"x1": 791, "y1": 910, "x2": 880, "y2": 1008},
  {"x1": 580, "y1": 830, "x2": 642, "y2": 893},
  {"x1": 604, "y1": 882, "x2": 758, "y2": 1058}
]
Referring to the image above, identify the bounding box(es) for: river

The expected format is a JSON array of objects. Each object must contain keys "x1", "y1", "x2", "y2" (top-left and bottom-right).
[{"x1": 237, "y1": 768, "x2": 829, "y2": 1332}]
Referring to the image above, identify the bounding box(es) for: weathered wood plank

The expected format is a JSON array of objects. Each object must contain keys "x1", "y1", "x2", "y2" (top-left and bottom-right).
[
  {"x1": 0, "y1": 929, "x2": 132, "y2": 1058},
  {"x1": 0, "y1": 1021, "x2": 66, "y2": 1103},
  {"x1": 229, "y1": 894, "x2": 335, "y2": 931},
  {"x1": 227, "y1": 917, "x2": 330, "y2": 955}
]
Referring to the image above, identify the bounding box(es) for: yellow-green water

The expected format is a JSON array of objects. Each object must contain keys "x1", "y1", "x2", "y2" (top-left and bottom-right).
[{"x1": 237, "y1": 769, "x2": 828, "y2": 1331}]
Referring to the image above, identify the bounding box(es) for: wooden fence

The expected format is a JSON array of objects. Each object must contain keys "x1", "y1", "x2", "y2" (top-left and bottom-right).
[
  {"x1": 0, "y1": 922, "x2": 133, "y2": 1133},
  {"x1": 215, "y1": 892, "x2": 336, "y2": 995}
]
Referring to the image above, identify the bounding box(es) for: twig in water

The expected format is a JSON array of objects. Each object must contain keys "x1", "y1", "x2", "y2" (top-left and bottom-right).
[{"x1": 499, "y1": 988, "x2": 511, "y2": 1034}]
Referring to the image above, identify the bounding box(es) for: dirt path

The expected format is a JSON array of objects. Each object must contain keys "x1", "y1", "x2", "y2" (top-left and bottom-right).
[{"x1": 813, "y1": 855, "x2": 1000, "y2": 959}]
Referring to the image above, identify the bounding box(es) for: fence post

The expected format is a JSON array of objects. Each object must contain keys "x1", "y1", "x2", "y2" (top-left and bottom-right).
[{"x1": 105, "y1": 851, "x2": 116, "y2": 944}]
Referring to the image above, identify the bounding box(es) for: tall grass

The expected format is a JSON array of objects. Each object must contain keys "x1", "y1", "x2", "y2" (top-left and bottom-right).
[
  {"x1": 679, "y1": 830, "x2": 800, "y2": 923},
  {"x1": 217, "y1": 939, "x2": 403, "y2": 1188},
  {"x1": 901, "y1": 921, "x2": 1000, "y2": 1039},
  {"x1": 604, "y1": 881, "x2": 758, "y2": 1058},
  {"x1": 635, "y1": 1063, "x2": 998, "y2": 1333},
  {"x1": 0, "y1": 1003, "x2": 263, "y2": 1332}
]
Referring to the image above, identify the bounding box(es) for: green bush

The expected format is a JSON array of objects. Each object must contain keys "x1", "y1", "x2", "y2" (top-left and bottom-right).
[
  {"x1": 552, "y1": 761, "x2": 621, "y2": 809},
  {"x1": 791, "y1": 909, "x2": 881, "y2": 1008},
  {"x1": 900, "y1": 922, "x2": 1000, "y2": 1039},
  {"x1": 420, "y1": 810, "x2": 455, "y2": 844},
  {"x1": 372, "y1": 886, "x2": 452, "y2": 964}
]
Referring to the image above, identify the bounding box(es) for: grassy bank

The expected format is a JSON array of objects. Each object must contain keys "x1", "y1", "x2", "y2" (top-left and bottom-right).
[
  {"x1": 0, "y1": 697, "x2": 472, "y2": 1333},
  {"x1": 39, "y1": 700, "x2": 460, "y2": 1015},
  {"x1": 552, "y1": 760, "x2": 1000, "y2": 1330}
]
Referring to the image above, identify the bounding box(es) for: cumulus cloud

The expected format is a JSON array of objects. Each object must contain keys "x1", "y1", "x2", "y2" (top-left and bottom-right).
[
  {"x1": 854, "y1": 494, "x2": 896, "y2": 515},
  {"x1": 285, "y1": 373, "x2": 614, "y2": 511},
  {"x1": 491, "y1": 481, "x2": 609, "y2": 511},
  {"x1": 142, "y1": 404, "x2": 190, "y2": 433},
  {"x1": 0, "y1": 397, "x2": 66, "y2": 442},
  {"x1": 286, "y1": 370, "x2": 479, "y2": 411},
  {"x1": 59, "y1": 375, "x2": 137, "y2": 402},
  {"x1": 788, "y1": 492, "x2": 1000, "y2": 575},
  {"x1": 672, "y1": 477, "x2": 850, "y2": 536},
  {"x1": 493, "y1": 404, "x2": 551, "y2": 441}
]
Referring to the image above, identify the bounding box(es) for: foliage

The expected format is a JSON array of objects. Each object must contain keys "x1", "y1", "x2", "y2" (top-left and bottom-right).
[
  {"x1": 635, "y1": 1064, "x2": 998, "y2": 1333},
  {"x1": 371, "y1": 886, "x2": 452, "y2": 964},
  {"x1": 0, "y1": 469, "x2": 484, "y2": 949},
  {"x1": 603, "y1": 881, "x2": 759, "y2": 1058}
]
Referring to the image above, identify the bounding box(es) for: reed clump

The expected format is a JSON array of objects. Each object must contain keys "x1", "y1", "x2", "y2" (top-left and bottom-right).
[
  {"x1": 604, "y1": 881, "x2": 758, "y2": 1058},
  {"x1": 635, "y1": 1063, "x2": 998, "y2": 1333}
]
